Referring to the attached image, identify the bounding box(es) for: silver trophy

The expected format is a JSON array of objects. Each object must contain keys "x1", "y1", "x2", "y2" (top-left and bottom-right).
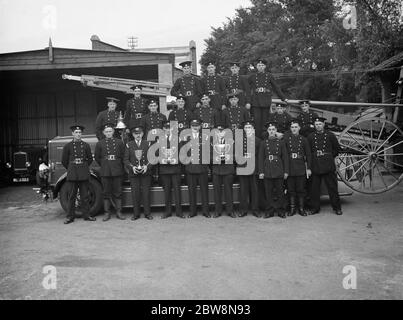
[
  {"x1": 213, "y1": 141, "x2": 231, "y2": 162},
  {"x1": 134, "y1": 149, "x2": 143, "y2": 173},
  {"x1": 161, "y1": 146, "x2": 177, "y2": 164}
]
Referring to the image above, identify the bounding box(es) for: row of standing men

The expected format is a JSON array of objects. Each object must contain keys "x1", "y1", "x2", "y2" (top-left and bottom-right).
[
  {"x1": 62, "y1": 80, "x2": 343, "y2": 224},
  {"x1": 95, "y1": 59, "x2": 289, "y2": 141}
]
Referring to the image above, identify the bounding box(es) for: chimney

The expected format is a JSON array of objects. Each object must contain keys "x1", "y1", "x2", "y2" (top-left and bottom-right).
[
  {"x1": 90, "y1": 35, "x2": 101, "y2": 50},
  {"x1": 48, "y1": 37, "x2": 54, "y2": 63},
  {"x1": 189, "y1": 40, "x2": 197, "y2": 75}
]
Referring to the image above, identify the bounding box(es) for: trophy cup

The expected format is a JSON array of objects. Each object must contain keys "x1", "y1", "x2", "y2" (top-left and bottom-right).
[
  {"x1": 134, "y1": 149, "x2": 143, "y2": 173},
  {"x1": 213, "y1": 140, "x2": 231, "y2": 162},
  {"x1": 115, "y1": 111, "x2": 126, "y2": 142},
  {"x1": 161, "y1": 146, "x2": 177, "y2": 164}
]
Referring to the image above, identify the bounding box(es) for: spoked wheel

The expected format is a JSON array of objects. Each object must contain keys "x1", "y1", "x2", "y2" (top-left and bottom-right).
[{"x1": 336, "y1": 117, "x2": 403, "y2": 194}]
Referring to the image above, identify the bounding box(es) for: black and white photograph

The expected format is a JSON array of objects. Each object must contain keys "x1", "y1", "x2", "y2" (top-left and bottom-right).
[{"x1": 0, "y1": 0, "x2": 402, "y2": 306}]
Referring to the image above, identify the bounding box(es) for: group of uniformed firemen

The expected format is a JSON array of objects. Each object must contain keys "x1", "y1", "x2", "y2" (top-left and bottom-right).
[{"x1": 61, "y1": 59, "x2": 343, "y2": 224}]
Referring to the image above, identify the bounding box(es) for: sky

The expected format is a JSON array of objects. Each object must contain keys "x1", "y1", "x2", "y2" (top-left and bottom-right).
[{"x1": 0, "y1": 0, "x2": 251, "y2": 70}]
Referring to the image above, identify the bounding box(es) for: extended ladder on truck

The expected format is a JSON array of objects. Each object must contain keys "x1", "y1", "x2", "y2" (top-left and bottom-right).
[{"x1": 62, "y1": 74, "x2": 171, "y2": 97}]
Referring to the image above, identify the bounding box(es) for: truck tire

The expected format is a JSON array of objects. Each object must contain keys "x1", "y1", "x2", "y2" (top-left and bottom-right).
[{"x1": 59, "y1": 177, "x2": 103, "y2": 217}]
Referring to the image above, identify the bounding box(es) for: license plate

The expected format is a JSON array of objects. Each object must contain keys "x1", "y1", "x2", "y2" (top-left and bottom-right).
[{"x1": 13, "y1": 177, "x2": 29, "y2": 182}]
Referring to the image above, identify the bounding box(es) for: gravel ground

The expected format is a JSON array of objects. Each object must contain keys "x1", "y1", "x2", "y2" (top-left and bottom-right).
[{"x1": 0, "y1": 183, "x2": 402, "y2": 300}]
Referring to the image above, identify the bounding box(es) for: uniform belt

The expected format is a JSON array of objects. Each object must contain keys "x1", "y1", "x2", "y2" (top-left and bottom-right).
[
  {"x1": 267, "y1": 155, "x2": 279, "y2": 161},
  {"x1": 207, "y1": 90, "x2": 217, "y2": 95},
  {"x1": 185, "y1": 91, "x2": 193, "y2": 96},
  {"x1": 161, "y1": 158, "x2": 178, "y2": 165},
  {"x1": 135, "y1": 113, "x2": 142, "y2": 119},
  {"x1": 244, "y1": 152, "x2": 252, "y2": 159},
  {"x1": 71, "y1": 158, "x2": 84, "y2": 164},
  {"x1": 316, "y1": 151, "x2": 330, "y2": 157},
  {"x1": 178, "y1": 123, "x2": 187, "y2": 129},
  {"x1": 291, "y1": 153, "x2": 303, "y2": 159},
  {"x1": 232, "y1": 88, "x2": 244, "y2": 93},
  {"x1": 256, "y1": 87, "x2": 270, "y2": 93},
  {"x1": 105, "y1": 155, "x2": 117, "y2": 160}
]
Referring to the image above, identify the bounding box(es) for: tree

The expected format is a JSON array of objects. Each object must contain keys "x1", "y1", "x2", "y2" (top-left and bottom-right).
[{"x1": 200, "y1": 0, "x2": 403, "y2": 103}]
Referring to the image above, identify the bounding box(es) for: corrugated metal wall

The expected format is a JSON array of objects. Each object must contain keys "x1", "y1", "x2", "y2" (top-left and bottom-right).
[
  {"x1": 0, "y1": 93, "x2": 16, "y2": 163},
  {"x1": 1, "y1": 90, "x2": 97, "y2": 162}
]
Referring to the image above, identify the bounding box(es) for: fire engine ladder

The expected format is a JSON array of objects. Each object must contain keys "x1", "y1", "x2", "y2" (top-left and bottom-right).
[{"x1": 62, "y1": 74, "x2": 171, "y2": 97}]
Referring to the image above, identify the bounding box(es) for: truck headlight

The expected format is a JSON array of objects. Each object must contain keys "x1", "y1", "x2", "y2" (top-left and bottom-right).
[
  {"x1": 6, "y1": 162, "x2": 11, "y2": 169},
  {"x1": 25, "y1": 162, "x2": 31, "y2": 167}
]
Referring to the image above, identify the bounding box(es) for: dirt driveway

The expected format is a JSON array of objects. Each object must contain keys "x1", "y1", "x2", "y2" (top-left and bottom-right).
[{"x1": 0, "y1": 183, "x2": 402, "y2": 300}]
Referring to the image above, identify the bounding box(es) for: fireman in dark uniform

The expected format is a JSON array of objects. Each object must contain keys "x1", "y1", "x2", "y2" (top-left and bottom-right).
[
  {"x1": 201, "y1": 62, "x2": 227, "y2": 112},
  {"x1": 123, "y1": 85, "x2": 148, "y2": 137},
  {"x1": 284, "y1": 119, "x2": 312, "y2": 217},
  {"x1": 224, "y1": 62, "x2": 251, "y2": 109},
  {"x1": 95, "y1": 97, "x2": 121, "y2": 140},
  {"x1": 297, "y1": 100, "x2": 319, "y2": 137},
  {"x1": 258, "y1": 121, "x2": 289, "y2": 218},
  {"x1": 307, "y1": 117, "x2": 343, "y2": 215},
  {"x1": 124, "y1": 126, "x2": 154, "y2": 220},
  {"x1": 159, "y1": 121, "x2": 185, "y2": 219},
  {"x1": 140, "y1": 100, "x2": 167, "y2": 139},
  {"x1": 248, "y1": 59, "x2": 288, "y2": 138},
  {"x1": 61, "y1": 125, "x2": 96, "y2": 224},
  {"x1": 236, "y1": 121, "x2": 261, "y2": 217},
  {"x1": 223, "y1": 92, "x2": 250, "y2": 132},
  {"x1": 181, "y1": 119, "x2": 210, "y2": 218},
  {"x1": 94, "y1": 123, "x2": 126, "y2": 221},
  {"x1": 168, "y1": 94, "x2": 194, "y2": 132},
  {"x1": 211, "y1": 123, "x2": 235, "y2": 218},
  {"x1": 170, "y1": 61, "x2": 203, "y2": 111},
  {"x1": 193, "y1": 94, "x2": 222, "y2": 130},
  {"x1": 268, "y1": 102, "x2": 294, "y2": 136},
  {"x1": 296, "y1": 100, "x2": 318, "y2": 205}
]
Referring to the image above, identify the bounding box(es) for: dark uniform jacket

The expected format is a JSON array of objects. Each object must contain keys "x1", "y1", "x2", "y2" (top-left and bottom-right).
[
  {"x1": 224, "y1": 74, "x2": 251, "y2": 106},
  {"x1": 307, "y1": 130, "x2": 340, "y2": 174},
  {"x1": 181, "y1": 132, "x2": 210, "y2": 174},
  {"x1": 123, "y1": 97, "x2": 148, "y2": 129},
  {"x1": 284, "y1": 133, "x2": 311, "y2": 177},
  {"x1": 94, "y1": 138, "x2": 125, "y2": 177},
  {"x1": 124, "y1": 139, "x2": 153, "y2": 177},
  {"x1": 268, "y1": 112, "x2": 294, "y2": 134},
  {"x1": 168, "y1": 108, "x2": 194, "y2": 131},
  {"x1": 258, "y1": 137, "x2": 289, "y2": 179},
  {"x1": 236, "y1": 135, "x2": 261, "y2": 175},
  {"x1": 201, "y1": 75, "x2": 227, "y2": 110},
  {"x1": 140, "y1": 112, "x2": 167, "y2": 137},
  {"x1": 193, "y1": 105, "x2": 221, "y2": 129},
  {"x1": 170, "y1": 75, "x2": 203, "y2": 111},
  {"x1": 211, "y1": 134, "x2": 235, "y2": 175},
  {"x1": 95, "y1": 110, "x2": 120, "y2": 140},
  {"x1": 222, "y1": 105, "x2": 250, "y2": 130},
  {"x1": 61, "y1": 139, "x2": 93, "y2": 181},
  {"x1": 248, "y1": 72, "x2": 286, "y2": 107},
  {"x1": 297, "y1": 110, "x2": 319, "y2": 137},
  {"x1": 158, "y1": 134, "x2": 182, "y2": 175}
]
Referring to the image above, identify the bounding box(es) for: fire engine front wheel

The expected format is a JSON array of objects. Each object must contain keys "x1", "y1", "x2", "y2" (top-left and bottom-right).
[{"x1": 59, "y1": 177, "x2": 103, "y2": 217}]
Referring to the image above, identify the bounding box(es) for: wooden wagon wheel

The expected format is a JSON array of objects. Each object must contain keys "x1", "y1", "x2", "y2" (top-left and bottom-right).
[{"x1": 336, "y1": 117, "x2": 403, "y2": 194}]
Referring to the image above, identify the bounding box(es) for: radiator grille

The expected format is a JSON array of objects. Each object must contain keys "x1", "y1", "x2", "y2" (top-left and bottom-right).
[{"x1": 14, "y1": 152, "x2": 27, "y2": 169}]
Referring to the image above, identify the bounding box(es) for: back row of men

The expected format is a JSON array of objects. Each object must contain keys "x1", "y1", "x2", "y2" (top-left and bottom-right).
[
  {"x1": 63, "y1": 90, "x2": 343, "y2": 224},
  {"x1": 96, "y1": 59, "x2": 294, "y2": 140}
]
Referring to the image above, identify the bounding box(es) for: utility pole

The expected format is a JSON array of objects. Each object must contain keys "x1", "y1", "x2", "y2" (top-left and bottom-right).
[{"x1": 127, "y1": 36, "x2": 138, "y2": 50}]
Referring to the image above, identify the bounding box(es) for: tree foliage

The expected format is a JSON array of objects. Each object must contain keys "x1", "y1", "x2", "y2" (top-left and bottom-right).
[{"x1": 200, "y1": 0, "x2": 403, "y2": 103}]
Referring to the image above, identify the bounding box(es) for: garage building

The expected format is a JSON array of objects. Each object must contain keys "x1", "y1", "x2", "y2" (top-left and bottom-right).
[{"x1": 0, "y1": 38, "x2": 175, "y2": 163}]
